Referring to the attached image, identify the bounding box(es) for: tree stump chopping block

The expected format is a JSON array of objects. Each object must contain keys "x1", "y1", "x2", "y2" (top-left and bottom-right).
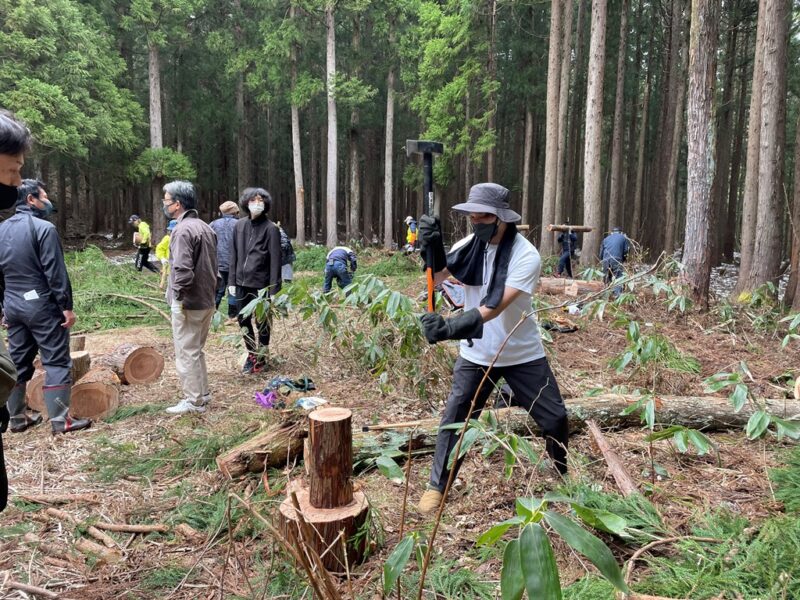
[
  {"x1": 96, "y1": 343, "x2": 164, "y2": 385},
  {"x1": 70, "y1": 368, "x2": 120, "y2": 420},
  {"x1": 69, "y1": 335, "x2": 86, "y2": 352},
  {"x1": 278, "y1": 481, "x2": 369, "y2": 573},
  {"x1": 70, "y1": 351, "x2": 91, "y2": 383},
  {"x1": 309, "y1": 407, "x2": 354, "y2": 509},
  {"x1": 277, "y1": 407, "x2": 371, "y2": 573}
]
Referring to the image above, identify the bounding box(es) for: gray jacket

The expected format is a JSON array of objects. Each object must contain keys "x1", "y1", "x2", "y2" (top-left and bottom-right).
[
  {"x1": 0, "y1": 205, "x2": 73, "y2": 315},
  {"x1": 209, "y1": 214, "x2": 237, "y2": 271},
  {"x1": 168, "y1": 210, "x2": 218, "y2": 310}
]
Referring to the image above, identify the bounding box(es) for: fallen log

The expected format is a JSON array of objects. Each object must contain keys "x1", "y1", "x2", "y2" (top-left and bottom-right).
[
  {"x1": 0, "y1": 576, "x2": 59, "y2": 599},
  {"x1": 96, "y1": 343, "x2": 164, "y2": 385},
  {"x1": 363, "y1": 395, "x2": 800, "y2": 435},
  {"x1": 70, "y1": 367, "x2": 120, "y2": 421},
  {"x1": 216, "y1": 413, "x2": 307, "y2": 479},
  {"x1": 45, "y1": 507, "x2": 117, "y2": 548},
  {"x1": 539, "y1": 277, "x2": 605, "y2": 296},
  {"x1": 93, "y1": 522, "x2": 169, "y2": 534},
  {"x1": 547, "y1": 224, "x2": 594, "y2": 233},
  {"x1": 219, "y1": 395, "x2": 800, "y2": 479}
]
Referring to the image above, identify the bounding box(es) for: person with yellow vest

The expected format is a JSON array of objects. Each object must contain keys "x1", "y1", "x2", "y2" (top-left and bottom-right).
[
  {"x1": 128, "y1": 214, "x2": 159, "y2": 273},
  {"x1": 156, "y1": 220, "x2": 177, "y2": 289}
]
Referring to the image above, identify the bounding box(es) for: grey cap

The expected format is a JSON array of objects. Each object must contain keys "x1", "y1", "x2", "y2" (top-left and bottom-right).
[{"x1": 451, "y1": 183, "x2": 521, "y2": 223}]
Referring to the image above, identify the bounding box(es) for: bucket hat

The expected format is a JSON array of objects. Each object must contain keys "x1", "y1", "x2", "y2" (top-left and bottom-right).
[{"x1": 451, "y1": 183, "x2": 521, "y2": 223}]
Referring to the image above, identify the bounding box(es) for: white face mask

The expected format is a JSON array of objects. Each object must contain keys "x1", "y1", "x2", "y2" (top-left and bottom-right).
[{"x1": 249, "y1": 201, "x2": 264, "y2": 217}]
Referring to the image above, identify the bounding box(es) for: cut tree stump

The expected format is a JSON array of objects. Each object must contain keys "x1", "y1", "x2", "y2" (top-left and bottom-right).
[
  {"x1": 70, "y1": 351, "x2": 91, "y2": 383},
  {"x1": 70, "y1": 368, "x2": 120, "y2": 421},
  {"x1": 539, "y1": 277, "x2": 605, "y2": 296},
  {"x1": 69, "y1": 335, "x2": 86, "y2": 352},
  {"x1": 216, "y1": 414, "x2": 307, "y2": 478},
  {"x1": 96, "y1": 343, "x2": 164, "y2": 385},
  {"x1": 277, "y1": 407, "x2": 369, "y2": 573}
]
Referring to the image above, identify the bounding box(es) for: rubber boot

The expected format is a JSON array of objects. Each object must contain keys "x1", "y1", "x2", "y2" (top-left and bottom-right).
[
  {"x1": 7, "y1": 383, "x2": 42, "y2": 433},
  {"x1": 44, "y1": 386, "x2": 91, "y2": 434}
]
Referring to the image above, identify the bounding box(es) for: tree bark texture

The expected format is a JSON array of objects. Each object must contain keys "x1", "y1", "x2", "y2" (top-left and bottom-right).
[
  {"x1": 554, "y1": 0, "x2": 574, "y2": 228},
  {"x1": 522, "y1": 109, "x2": 534, "y2": 225},
  {"x1": 734, "y1": 1, "x2": 767, "y2": 295},
  {"x1": 348, "y1": 16, "x2": 361, "y2": 241},
  {"x1": 580, "y1": 0, "x2": 608, "y2": 264},
  {"x1": 663, "y1": 32, "x2": 688, "y2": 257},
  {"x1": 325, "y1": 4, "x2": 338, "y2": 248},
  {"x1": 607, "y1": 0, "x2": 629, "y2": 232},
  {"x1": 785, "y1": 110, "x2": 800, "y2": 309},
  {"x1": 742, "y1": 0, "x2": 789, "y2": 293},
  {"x1": 540, "y1": 0, "x2": 563, "y2": 255},
  {"x1": 682, "y1": 0, "x2": 719, "y2": 309},
  {"x1": 290, "y1": 5, "x2": 305, "y2": 245},
  {"x1": 383, "y1": 65, "x2": 395, "y2": 249}
]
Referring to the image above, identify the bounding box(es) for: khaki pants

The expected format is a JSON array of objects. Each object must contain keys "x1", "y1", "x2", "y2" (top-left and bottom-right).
[{"x1": 171, "y1": 308, "x2": 214, "y2": 404}]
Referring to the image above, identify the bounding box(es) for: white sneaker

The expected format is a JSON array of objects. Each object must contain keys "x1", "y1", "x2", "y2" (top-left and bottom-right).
[
  {"x1": 196, "y1": 394, "x2": 211, "y2": 407},
  {"x1": 165, "y1": 399, "x2": 206, "y2": 414}
]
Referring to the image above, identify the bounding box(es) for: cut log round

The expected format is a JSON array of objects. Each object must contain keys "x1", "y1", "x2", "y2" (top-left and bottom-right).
[
  {"x1": 96, "y1": 343, "x2": 164, "y2": 385},
  {"x1": 26, "y1": 369, "x2": 46, "y2": 416},
  {"x1": 539, "y1": 277, "x2": 605, "y2": 296},
  {"x1": 216, "y1": 414, "x2": 307, "y2": 479},
  {"x1": 308, "y1": 407, "x2": 353, "y2": 509},
  {"x1": 277, "y1": 481, "x2": 369, "y2": 573},
  {"x1": 70, "y1": 351, "x2": 91, "y2": 384},
  {"x1": 69, "y1": 335, "x2": 86, "y2": 352},
  {"x1": 70, "y1": 368, "x2": 120, "y2": 421}
]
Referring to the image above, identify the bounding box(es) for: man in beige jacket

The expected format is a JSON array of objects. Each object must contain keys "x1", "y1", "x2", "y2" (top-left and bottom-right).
[{"x1": 162, "y1": 180, "x2": 218, "y2": 414}]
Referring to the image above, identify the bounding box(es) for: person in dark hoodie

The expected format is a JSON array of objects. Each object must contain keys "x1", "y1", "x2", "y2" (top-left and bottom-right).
[
  {"x1": 0, "y1": 179, "x2": 91, "y2": 435},
  {"x1": 228, "y1": 187, "x2": 282, "y2": 374},
  {"x1": 0, "y1": 109, "x2": 33, "y2": 514}
]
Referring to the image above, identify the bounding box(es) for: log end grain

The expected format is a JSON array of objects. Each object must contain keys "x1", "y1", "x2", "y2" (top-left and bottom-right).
[
  {"x1": 71, "y1": 368, "x2": 121, "y2": 420},
  {"x1": 122, "y1": 346, "x2": 165, "y2": 385}
]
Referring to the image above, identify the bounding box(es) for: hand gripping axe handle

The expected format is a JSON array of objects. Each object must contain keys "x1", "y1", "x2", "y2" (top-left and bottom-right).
[{"x1": 406, "y1": 140, "x2": 444, "y2": 312}]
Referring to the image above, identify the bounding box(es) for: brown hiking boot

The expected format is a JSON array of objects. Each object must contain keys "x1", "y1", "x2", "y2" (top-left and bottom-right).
[{"x1": 417, "y1": 489, "x2": 444, "y2": 515}]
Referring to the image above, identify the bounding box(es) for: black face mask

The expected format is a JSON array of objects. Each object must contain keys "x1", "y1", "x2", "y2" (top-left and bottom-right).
[
  {"x1": 472, "y1": 220, "x2": 499, "y2": 244},
  {"x1": 0, "y1": 183, "x2": 17, "y2": 209}
]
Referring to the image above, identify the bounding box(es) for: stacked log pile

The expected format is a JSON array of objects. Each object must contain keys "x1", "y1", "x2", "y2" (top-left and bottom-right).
[{"x1": 25, "y1": 337, "x2": 164, "y2": 421}]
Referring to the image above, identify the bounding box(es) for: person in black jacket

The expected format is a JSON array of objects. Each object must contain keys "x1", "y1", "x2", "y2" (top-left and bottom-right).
[
  {"x1": 0, "y1": 180, "x2": 91, "y2": 436},
  {"x1": 228, "y1": 187, "x2": 282, "y2": 374},
  {"x1": 0, "y1": 110, "x2": 33, "y2": 514},
  {"x1": 556, "y1": 229, "x2": 577, "y2": 278}
]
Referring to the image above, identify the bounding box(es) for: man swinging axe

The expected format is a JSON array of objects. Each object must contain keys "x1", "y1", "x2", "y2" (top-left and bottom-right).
[{"x1": 415, "y1": 182, "x2": 569, "y2": 515}]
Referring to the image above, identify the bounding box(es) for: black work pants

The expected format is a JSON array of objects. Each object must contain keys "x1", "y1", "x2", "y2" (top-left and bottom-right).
[
  {"x1": 429, "y1": 356, "x2": 569, "y2": 492},
  {"x1": 557, "y1": 251, "x2": 574, "y2": 278},
  {"x1": 135, "y1": 247, "x2": 159, "y2": 273},
  {"x1": 237, "y1": 286, "x2": 271, "y2": 353},
  {"x1": 216, "y1": 270, "x2": 237, "y2": 317},
  {"x1": 6, "y1": 299, "x2": 71, "y2": 386},
  {"x1": 1, "y1": 433, "x2": 7, "y2": 512}
]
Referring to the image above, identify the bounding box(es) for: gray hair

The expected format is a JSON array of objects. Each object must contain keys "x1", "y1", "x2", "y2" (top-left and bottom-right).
[{"x1": 163, "y1": 180, "x2": 196, "y2": 210}]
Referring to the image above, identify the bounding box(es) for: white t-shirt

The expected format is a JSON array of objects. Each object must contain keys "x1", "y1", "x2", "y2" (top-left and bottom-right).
[{"x1": 453, "y1": 233, "x2": 545, "y2": 367}]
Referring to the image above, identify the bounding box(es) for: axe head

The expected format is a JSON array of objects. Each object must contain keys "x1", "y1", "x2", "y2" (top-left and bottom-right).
[{"x1": 406, "y1": 139, "x2": 444, "y2": 157}]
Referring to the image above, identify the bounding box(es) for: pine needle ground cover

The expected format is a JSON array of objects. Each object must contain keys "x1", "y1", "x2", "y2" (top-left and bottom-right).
[{"x1": 1, "y1": 248, "x2": 798, "y2": 598}]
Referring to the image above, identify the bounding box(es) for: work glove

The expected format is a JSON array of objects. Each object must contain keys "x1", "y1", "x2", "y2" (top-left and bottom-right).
[
  {"x1": 418, "y1": 215, "x2": 447, "y2": 273},
  {"x1": 420, "y1": 308, "x2": 483, "y2": 344},
  {"x1": 228, "y1": 286, "x2": 237, "y2": 297},
  {"x1": 170, "y1": 301, "x2": 183, "y2": 315},
  {"x1": 0, "y1": 405, "x2": 8, "y2": 433}
]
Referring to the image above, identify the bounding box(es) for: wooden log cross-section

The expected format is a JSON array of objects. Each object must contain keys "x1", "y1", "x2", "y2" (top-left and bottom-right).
[
  {"x1": 26, "y1": 350, "x2": 91, "y2": 417},
  {"x1": 96, "y1": 343, "x2": 164, "y2": 385},
  {"x1": 70, "y1": 368, "x2": 121, "y2": 421},
  {"x1": 278, "y1": 408, "x2": 369, "y2": 573}
]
